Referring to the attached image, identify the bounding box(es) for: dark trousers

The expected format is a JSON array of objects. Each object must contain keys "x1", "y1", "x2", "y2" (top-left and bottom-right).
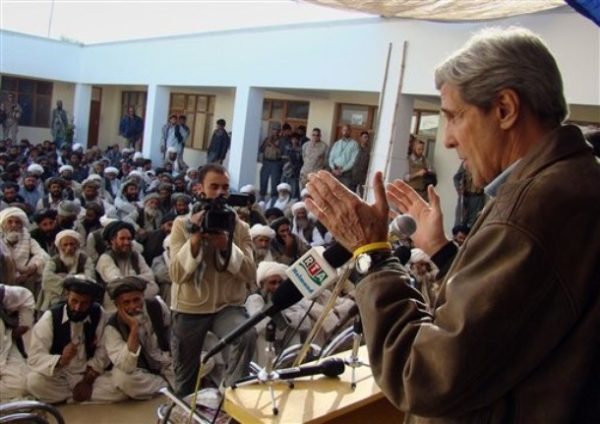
[
  {"x1": 259, "y1": 160, "x2": 283, "y2": 197},
  {"x1": 171, "y1": 306, "x2": 256, "y2": 396}
]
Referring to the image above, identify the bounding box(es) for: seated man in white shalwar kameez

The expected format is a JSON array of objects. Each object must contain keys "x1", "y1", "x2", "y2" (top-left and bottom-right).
[{"x1": 26, "y1": 275, "x2": 126, "y2": 404}]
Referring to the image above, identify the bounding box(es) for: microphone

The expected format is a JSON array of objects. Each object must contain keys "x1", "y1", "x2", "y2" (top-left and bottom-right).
[
  {"x1": 233, "y1": 357, "x2": 346, "y2": 385},
  {"x1": 202, "y1": 243, "x2": 352, "y2": 363},
  {"x1": 285, "y1": 242, "x2": 352, "y2": 300},
  {"x1": 389, "y1": 214, "x2": 417, "y2": 239}
]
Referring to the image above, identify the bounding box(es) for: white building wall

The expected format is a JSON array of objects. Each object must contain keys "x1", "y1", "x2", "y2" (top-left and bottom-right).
[{"x1": 1, "y1": 9, "x2": 598, "y2": 227}]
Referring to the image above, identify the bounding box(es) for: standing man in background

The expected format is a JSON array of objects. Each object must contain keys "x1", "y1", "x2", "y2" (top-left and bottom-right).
[
  {"x1": 207, "y1": 119, "x2": 230, "y2": 164},
  {"x1": 50, "y1": 100, "x2": 69, "y2": 148},
  {"x1": 2, "y1": 94, "x2": 22, "y2": 142},
  {"x1": 119, "y1": 106, "x2": 144, "y2": 151},
  {"x1": 352, "y1": 131, "x2": 372, "y2": 197},
  {"x1": 300, "y1": 127, "x2": 328, "y2": 189},
  {"x1": 328, "y1": 125, "x2": 359, "y2": 189}
]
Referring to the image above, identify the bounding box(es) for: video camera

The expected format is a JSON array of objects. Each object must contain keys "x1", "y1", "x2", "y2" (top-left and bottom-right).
[{"x1": 186, "y1": 193, "x2": 250, "y2": 234}]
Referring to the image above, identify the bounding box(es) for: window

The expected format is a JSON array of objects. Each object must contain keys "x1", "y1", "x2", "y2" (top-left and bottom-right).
[
  {"x1": 411, "y1": 109, "x2": 439, "y2": 161},
  {"x1": 261, "y1": 99, "x2": 309, "y2": 139},
  {"x1": 333, "y1": 103, "x2": 378, "y2": 142},
  {"x1": 121, "y1": 91, "x2": 147, "y2": 119},
  {"x1": 169, "y1": 93, "x2": 215, "y2": 150},
  {"x1": 1, "y1": 76, "x2": 53, "y2": 128}
]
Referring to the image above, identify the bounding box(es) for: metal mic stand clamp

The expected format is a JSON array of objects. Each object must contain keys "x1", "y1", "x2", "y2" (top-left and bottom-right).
[
  {"x1": 231, "y1": 320, "x2": 290, "y2": 416},
  {"x1": 345, "y1": 316, "x2": 369, "y2": 389}
]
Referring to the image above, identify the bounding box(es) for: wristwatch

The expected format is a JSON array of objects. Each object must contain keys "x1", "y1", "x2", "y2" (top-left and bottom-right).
[{"x1": 355, "y1": 249, "x2": 392, "y2": 274}]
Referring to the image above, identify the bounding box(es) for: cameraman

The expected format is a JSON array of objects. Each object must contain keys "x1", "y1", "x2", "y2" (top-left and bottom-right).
[{"x1": 169, "y1": 163, "x2": 256, "y2": 395}]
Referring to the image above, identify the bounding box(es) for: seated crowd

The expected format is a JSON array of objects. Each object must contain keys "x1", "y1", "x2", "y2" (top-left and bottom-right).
[{"x1": 0, "y1": 137, "x2": 439, "y2": 405}]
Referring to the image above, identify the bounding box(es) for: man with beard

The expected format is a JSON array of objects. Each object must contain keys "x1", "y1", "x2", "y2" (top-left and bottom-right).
[
  {"x1": 265, "y1": 182, "x2": 293, "y2": 213},
  {"x1": 80, "y1": 202, "x2": 104, "y2": 239},
  {"x1": 40, "y1": 230, "x2": 96, "y2": 311},
  {"x1": 171, "y1": 193, "x2": 191, "y2": 216},
  {"x1": 96, "y1": 221, "x2": 158, "y2": 313},
  {"x1": 169, "y1": 163, "x2": 256, "y2": 394},
  {"x1": 0, "y1": 207, "x2": 49, "y2": 298},
  {"x1": 103, "y1": 276, "x2": 174, "y2": 400},
  {"x1": 56, "y1": 200, "x2": 86, "y2": 241},
  {"x1": 78, "y1": 179, "x2": 113, "y2": 215},
  {"x1": 163, "y1": 147, "x2": 188, "y2": 175},
  {"x1": 115, "y1": 179, "x2": 141, "y2": 222},
  {"x1": 1, "y1": 182, "x2": 24, "y2": 210},
  {"x1": 58, "y1": 165, "x2": 81, "y2": 198},
  {"x1": 290, "y1": 202, "x2": 325, "y2": 247},
  {"x1": 128, "y1": 193, "x2": 163, "y2": 235},
  {"x1": 249, "y1": 223, "x2": 276, "y2": 266},
  {"x1": 30, "y1": 209, "x2": 60, "y2": 256},
  {"x1": 157, "y1": 182, "x2": 173, "y2": 215},
  {"x1": 0, "y1": 283, "x2": 34, "y2": 402},
  {"x1": 138, "y1": 212, "x2": 175, "y2": 267},
  {"x1": 26, "y1": 275, "x2": 126, "y2": 404},
  {"x1": 19, "y1": 172, "x2": 43, "y2": 214},
  {"x1": 36, "y1": 177, "x2": 67, "y2": 212},
  {"x1": 245, "y1": 261, "x2": 311, "y2": 367},
  {"x1": 269, "y1": 216, "x2": 309, "y2": 265},
  {"x1": 103, "y1": 166, "x2": 121, "y2": 200}
]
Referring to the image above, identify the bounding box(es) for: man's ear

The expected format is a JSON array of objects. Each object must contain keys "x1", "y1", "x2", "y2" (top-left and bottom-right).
[{"x1": 494, "y1": 89, "x2": 520, "y2": 130}]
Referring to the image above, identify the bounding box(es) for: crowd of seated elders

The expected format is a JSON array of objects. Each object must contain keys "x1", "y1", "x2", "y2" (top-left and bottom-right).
[{"x1": 1, "y1": 136, "x2": 441, "y2": 405}]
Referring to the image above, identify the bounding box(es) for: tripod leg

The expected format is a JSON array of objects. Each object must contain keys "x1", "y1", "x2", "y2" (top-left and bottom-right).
[{"x1": 268, "y1": 384, "x2": 278, "y2": 416}]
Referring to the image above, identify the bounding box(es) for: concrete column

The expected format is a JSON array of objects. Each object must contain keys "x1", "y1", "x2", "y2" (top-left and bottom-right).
[
  {"x1": 366, "y1": 41, "x2": 413, "y2": 200},
  {"x1": 228, "y1": 86, "x2": 264, "y2": 191},
  {"x1": 143, "y1": 84, "x2": 170, "y2": 167},
  {"x1": 73, "y1": 83, "x2": 92, "y2": 148}
]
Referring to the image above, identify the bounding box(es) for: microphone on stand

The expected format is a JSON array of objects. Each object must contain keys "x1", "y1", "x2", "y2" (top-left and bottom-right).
[{"x1": 233, "y1": 357, "x2": 346, "y2": 386}]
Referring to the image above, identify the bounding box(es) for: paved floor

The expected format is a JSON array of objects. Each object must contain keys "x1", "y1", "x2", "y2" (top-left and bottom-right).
[{"x1": 57, "y1": 395, "x2": 166, "y2": 424}]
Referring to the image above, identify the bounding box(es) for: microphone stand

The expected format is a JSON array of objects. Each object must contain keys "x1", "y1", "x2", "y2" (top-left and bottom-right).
[
  {"x1": 230, "y1": 320, "x2": 291, "y2": 416},
  {"x1": 292, "y1": 264, "x2": 353, "y2": 367},
  {"x1": 345, "y1": 316, "x2": 369, "y2": 389}
]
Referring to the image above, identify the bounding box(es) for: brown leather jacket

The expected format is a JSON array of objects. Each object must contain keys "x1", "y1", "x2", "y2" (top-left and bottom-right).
[{"x1": 356, "y1": 125, "x2": 600, "y2": 423}]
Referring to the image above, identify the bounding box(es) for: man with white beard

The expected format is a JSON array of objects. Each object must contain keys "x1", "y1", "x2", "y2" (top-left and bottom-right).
[
  {"x1": 103, "y1": 276, "x2": 174, "y2": 400},
  {"x1": 265, "y1": 183, "x2": 293, "y2": 213},
  {"x1": 125, "y1": 193, "x2": 163, "y2": 235},
  {"x1": 249, "y1": 224, "x2": 276, "y2": 266},
  {"x1": 40, "y1": 230, "x2": 96, "y2": 311},
  {"x1": 0, "y1": 207, "x2": 49, "y2": 299},
  {"x1": 290, "y1": 202, "x2": 325, "y2": 247}
]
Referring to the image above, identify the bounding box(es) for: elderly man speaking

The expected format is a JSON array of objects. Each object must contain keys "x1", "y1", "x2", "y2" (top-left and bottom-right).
[{"x1": 306, "y1": 28, "x2": 600, "y2": 423}]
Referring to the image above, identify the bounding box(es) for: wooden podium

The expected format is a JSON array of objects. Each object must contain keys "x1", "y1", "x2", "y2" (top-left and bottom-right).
[{"x1": 223, "y1": 346, "x2": 404, "y2": 423}]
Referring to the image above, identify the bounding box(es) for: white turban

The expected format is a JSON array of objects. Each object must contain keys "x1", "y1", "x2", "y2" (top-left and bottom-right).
[
  {"x1": 250, "y1": 224, "x2": 275, "y2": 240},
  {"x1": 104, "y1": 166, "x2": 119, "y2": 175},
  {"x1": 27, "y1": 163, "x2": 44, "y2": 175},
  {"x1": 128, "y1": 170, "x2": 143, "y2": 179},
  {"x1": 72, "y1": 143, "x2": 83, "y2": 152},
  {"x1": 291, "y1": 201, "x2": 306, "y2": 216},
  {"x1": 300, "y1": 188, "x2": 309, "y2": 199},
  {"x1": 409, "y1": 248, "x2": 430, "y2": 264},
  {"x1": 55, "y1": 229, "x2": 81, "y2": 248},
  {"x1": 59, "y1": 165, "x2": 74, "y2": 174},
  {"x1": 122, "y1": 147, "x2": 135, "y2": 154},
  {"x1": 0, "y1": 207, "x2": 29, "y2": 228},
  {"x1": 240, "y1": 184, "x2": 256, "y2": 194},
  {"x1": 276, "y1": 183, "x2": 291, "y2": 193},
  {"x1": 167, "y1": 146, "x2": 178, "y2": 154},
  {"x1": 133, "y1": 152, "x2": 143, "y2": 160},
  {"x1": 100, "y1": 215, "x2": 118, "y2": 227},
  {"x1": 256, "y1": 261, "x2": 288, "y2": 287},
  {"x1": 87, "y1": 173, "x2": 103, "y2": 182}
]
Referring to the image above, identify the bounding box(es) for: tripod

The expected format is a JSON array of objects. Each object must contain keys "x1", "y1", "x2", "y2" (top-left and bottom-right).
[
  {"x1": 345, "y1": 316, "x2": 369, "y2": 389},
  {"x1": 230, "y1": 320, "x2": 291, "y2": 416}
]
